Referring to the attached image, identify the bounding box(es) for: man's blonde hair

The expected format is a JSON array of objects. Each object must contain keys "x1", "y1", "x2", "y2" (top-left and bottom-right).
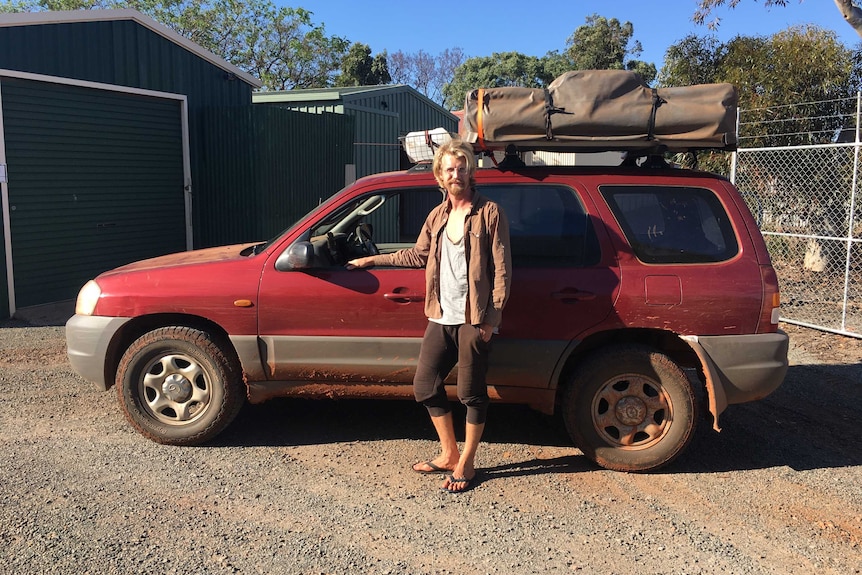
[{"x1": 432, "y1": 139, "x2": 476, "y2": 188}]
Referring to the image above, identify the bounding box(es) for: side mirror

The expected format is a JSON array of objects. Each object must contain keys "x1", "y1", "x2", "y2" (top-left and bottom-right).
[{"x1": 275, "y1": 241, "x2": 314, "y2": 271}]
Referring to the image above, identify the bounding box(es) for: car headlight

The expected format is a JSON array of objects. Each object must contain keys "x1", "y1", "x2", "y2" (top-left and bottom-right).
[{"x1": 75, "y1": 280, "x2": 102, "y2": 316}]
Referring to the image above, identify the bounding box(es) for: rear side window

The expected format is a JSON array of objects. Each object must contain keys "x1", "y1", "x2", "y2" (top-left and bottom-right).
[
  {"x1": 481, "y1": 184, "x2": 601, "y2": 267},
  {"x1": 601, "y1": 185, "x2": 738, "y2": 264}
]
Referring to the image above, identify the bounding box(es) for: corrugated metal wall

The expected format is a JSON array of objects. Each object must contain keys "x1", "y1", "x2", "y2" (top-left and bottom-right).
[
  {"x1": 196, "y1": 106, "x2": 354, "y2": 247},
  {"x1": 0, "y1": 20, "x2": 251, "y2": 105},
  {"x1": 255, "y1": 86, "x2": 459, "y2": 179},
  {"x1": 342, "y1": 88, "x2": 458, "y2": 176},
  {"x1": 0, "y1": 18, "x2": 253, "y2": 245},
  {"x1": 345, "y1": 88, "x2": 458, "y2": 135},
  {"x1": 0, "y1": 15, "x2": 258, "y2": 315},
  {"x1": 346, "y1": 106, "x2": 400, "y2": 177},
  {"x1": 2, "y1": 76, "x2": 185, "y2": 306}
]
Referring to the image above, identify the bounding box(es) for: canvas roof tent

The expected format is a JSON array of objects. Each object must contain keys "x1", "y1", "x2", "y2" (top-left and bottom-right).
[{"x1": 460, "y1": 69, "x2": 738, "y2": 154}]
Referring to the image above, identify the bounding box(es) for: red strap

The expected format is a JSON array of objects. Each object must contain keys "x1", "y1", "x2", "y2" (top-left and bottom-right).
[{"x1": 476, "y1": 88, "x2": 486, "y2": 151}]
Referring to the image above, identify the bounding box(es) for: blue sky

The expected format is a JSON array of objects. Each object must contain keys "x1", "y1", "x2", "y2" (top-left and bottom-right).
[{"x1": 298, "y1": 0, "x2": 861, "y2": 67}]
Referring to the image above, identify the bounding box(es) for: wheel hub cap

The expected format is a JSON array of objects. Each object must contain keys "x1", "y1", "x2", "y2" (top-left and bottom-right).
[
  {"x1": 615, "y1": 396, "x2": 647, "y2": 426},
  {"x1": 162, "y1": 373, "x2": 192, "y2": 402}
]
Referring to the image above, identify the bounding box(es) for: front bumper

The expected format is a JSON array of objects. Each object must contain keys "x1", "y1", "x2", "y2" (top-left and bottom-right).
[{"x1": 66, "y1": 314, "x2": 131, "y2": 390}]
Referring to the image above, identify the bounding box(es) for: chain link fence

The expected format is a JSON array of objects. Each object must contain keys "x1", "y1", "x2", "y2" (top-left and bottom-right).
[{"x1": 732, "y1": 96, "x2": 862, "y2": 338}]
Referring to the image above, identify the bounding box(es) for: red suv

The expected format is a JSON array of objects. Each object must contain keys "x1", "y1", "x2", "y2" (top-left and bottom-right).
[{"x1": 66, "y1": 161, "x2": 788, "y2": 472}]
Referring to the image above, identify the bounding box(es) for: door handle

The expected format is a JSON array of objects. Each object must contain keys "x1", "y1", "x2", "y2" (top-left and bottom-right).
[
  {"x1": 384, "y1": 292, "x2": 425, "y2": 303},
  {"x1": 551, "y1": 289, "x2": 596, "y2": 302}
]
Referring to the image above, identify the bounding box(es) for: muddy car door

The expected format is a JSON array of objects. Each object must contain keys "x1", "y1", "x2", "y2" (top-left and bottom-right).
[{"x1": 256, "y1": 187, "x2": 439, "y2": 384}]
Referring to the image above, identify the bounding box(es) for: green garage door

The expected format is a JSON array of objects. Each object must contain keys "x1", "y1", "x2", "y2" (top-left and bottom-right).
[{"x1": 1, "y1": 76, "x2": 186, "y2": 308}]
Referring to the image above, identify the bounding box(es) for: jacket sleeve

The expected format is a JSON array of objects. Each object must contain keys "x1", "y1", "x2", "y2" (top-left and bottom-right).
[
  {"x1": 484, "y1": 204, "x2": 512, "y2": 328},
  {"x1": 370, "y1": 209, "x2": 435, "y2": 268}
]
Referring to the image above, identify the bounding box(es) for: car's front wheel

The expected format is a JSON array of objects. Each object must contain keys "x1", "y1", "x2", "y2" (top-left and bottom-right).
[
  {"x1": 563, "y1": 344, "x2": 699, "y2": 472},
  {"x1": 116, "y1": 326, "x2": 244, "y2": 445}
]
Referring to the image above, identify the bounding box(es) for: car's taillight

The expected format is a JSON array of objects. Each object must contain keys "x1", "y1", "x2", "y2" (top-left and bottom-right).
[{"x1": 758, "y1": 265, "x2": 781, "y2": 333}]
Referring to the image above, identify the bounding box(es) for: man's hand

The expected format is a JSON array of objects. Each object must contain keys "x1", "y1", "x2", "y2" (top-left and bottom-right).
[
  {"x1": 346, "y1": 256, "x2": 375, "y2": 270},
  {"x1": 478, "y1": 323, "x2": 494, "y2": 343}
]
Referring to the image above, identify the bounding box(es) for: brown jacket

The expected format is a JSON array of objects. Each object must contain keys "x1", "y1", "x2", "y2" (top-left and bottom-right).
[{"x1": 373, "y1": 191, "x2": 512, "y2": 328}]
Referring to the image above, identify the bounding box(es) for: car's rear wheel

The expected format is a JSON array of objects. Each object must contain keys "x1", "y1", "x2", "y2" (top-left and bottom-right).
[
  {"x1": 116, "y1": 327, "x2": 244, "y2": 445},
  {"x1": 563, "y1": 344, "x2": 699, "y2": 472}
]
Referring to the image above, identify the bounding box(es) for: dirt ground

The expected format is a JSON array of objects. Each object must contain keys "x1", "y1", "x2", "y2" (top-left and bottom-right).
[{"x1": 1, "y1": 316, "x2": 861, "y2": 574}]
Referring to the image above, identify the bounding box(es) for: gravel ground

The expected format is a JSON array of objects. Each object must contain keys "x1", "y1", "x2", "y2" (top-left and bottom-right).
[{"x1": 0, "y1": 311, "x2": 860, "y2": 575}]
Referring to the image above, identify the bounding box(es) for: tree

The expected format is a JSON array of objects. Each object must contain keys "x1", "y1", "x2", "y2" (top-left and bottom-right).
[
  {"x1": 0, "y1": 0, "x2": 351, "y2": 90},
  {"x1": 441, "y1": 15, "x2": 656, "y2": 110},
  {"x1": 442, "y1": 51, "x2": 554, "y2": 110},
  {"x1": 657, "y1": 34, "x2": 725, "y2": 87},
  {"x1": 659, "y1": 26, "x2": 860, "y2": 173},
  {"x1": 694, "y1": 0, "x2": 862, "y2": 39},
  {"x1": 335, "y1": 42, "x2": 390, "y2": 86},
  {"x1": 564, "y1": 14, "x2": 656, "y2": 83},
  {"x1": 389, "y1": 47, "x2": 465, "y2": 105},
  {"x1": 661, "y1": 26, "x2": 860, "y2": 143}
]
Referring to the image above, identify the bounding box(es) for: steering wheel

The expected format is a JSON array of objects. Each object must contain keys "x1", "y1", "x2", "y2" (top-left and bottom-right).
[{"x1": 355, "y1": 222, "x2": 379, "y2": 255}]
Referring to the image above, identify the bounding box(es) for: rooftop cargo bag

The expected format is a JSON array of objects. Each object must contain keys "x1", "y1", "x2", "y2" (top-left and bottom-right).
[{"x1": 459, "y1": 69, "x2": 737, "y2": 153}]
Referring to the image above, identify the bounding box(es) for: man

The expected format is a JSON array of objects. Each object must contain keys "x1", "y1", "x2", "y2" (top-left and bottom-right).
[{"x1": 348, "y1": 139, "x2": 512, "y2": 493}]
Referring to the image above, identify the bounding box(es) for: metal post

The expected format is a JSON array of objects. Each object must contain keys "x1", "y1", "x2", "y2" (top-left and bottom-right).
[
  {"x1": 0, "y1": 79, "x2": 16, "y2": 318},
  {"x1": 730, "y1": 107, "x2": 740, "y2": 183},
  {"x1": 840, "y1": 91, "x2": 861, "y2": 331}
]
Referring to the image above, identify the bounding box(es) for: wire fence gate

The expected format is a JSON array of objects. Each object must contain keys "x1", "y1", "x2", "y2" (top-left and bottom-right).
[{"x1": 732, "y1": 94, "x2": 862, "y2": 338}]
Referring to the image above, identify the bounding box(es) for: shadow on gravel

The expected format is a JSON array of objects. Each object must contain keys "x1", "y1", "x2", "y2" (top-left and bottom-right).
[
  {"x1": 216, "y1": 397, "x2": 593, "y2": 477},
  {"x1": 668, "y1": 362, "x2": 862, "y2": 474},
  {"x1": 2, "y1": 301, "x2": 75, "y2": 327},
  {"x1": 217, "y1": 398, "x2": 573, "y2": 449},
  {"x1": 480, "y1": 455, "x2": 595, "y2": 479},
  {"x1": 219, "y1": 361, "x2": 862, "y2": 477}
]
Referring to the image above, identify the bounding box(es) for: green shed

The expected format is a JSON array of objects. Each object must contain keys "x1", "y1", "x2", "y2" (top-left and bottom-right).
[
  {"x1": 253, "y1": 85, "x2": 458, "y2": 179},
  {"x1": 0, "y1": 9, "x2": 260, "y2": 319}
]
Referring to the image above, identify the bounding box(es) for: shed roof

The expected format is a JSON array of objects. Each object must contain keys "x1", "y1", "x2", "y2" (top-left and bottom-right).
[
  {"x1": 0, "y1": 9, "x2": 261, "y2": 88},
  {"x1": 253, "y1": 84, "x2": 453, "y2": 116}
]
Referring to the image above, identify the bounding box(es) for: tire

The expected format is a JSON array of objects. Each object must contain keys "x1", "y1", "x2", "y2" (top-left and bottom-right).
[
  {"x1": 116, "y1": 327, "x2": 244, "y2": 446},
  {"x1": 562, "y1": 344, "x2": 699, "y2": 472}
]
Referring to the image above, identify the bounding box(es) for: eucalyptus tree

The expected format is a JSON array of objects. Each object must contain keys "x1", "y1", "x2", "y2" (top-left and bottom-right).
[{"x1": 693, "y1": 0, "x2": 862, "y2": 39}]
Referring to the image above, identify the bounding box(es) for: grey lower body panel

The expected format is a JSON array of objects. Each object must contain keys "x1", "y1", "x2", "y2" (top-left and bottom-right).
[
  {"x1": 66, "y1": 314, "x2": 131, "y2": 390},
  {"x1": 235, "y1": 334, "x2": 565, "y2": 413},
  {"x1": 245, "y1": 334, "x2": 566, "y2": 390}
]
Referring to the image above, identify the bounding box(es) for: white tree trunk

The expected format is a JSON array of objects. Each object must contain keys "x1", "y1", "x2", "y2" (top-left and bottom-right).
[{"x1": 835, "y1": 0, "x2": 862, "y2": 38}]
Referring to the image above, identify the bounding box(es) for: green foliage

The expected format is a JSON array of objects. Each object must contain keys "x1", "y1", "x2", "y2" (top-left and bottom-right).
[
  {"x1": 564, "y1": 14, "x2": 657, "y2": 84},
  {"x1": 442, "y1": 51, "x2": 554, "y2": 110},
  {"x1": 657, "y1": 34, "x2": 725, "y2": 86},
  {"x1": 442, "y1": 13, "x2": 657, "y2": 108},
  {"x1": 661, "y1": 25, "x2": 861, "y2": 147},
  {"x1": 693, "y1": 0, "x2": 792, "y2": 29},
  {"x1": 1, "y1": 0, "x2": 350, "y2": 90},
  {"x1": 335, "y1": 42, "x2": 390, "y2": 86}
]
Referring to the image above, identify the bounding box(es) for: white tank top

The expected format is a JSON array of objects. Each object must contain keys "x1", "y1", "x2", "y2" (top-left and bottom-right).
[{"x1": 430, "y1": 232, "x2": 468, "y2": 326}]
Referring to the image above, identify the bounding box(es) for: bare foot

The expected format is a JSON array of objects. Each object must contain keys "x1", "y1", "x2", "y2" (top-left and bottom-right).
[
  {"x1": 442, "y1": 473, "x2": 477, "y2": 493},
  {"x1": 411, "y1": 459, "x2": 455, "y2": 474}
]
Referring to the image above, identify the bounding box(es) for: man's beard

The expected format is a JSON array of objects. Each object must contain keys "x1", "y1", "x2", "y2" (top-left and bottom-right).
[{"x1": 445, "y1": 180, "x2": 468, "y2": 198}]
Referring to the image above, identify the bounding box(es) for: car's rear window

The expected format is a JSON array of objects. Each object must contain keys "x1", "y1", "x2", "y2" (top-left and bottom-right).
[{"x1": 601, "y1": 185, "x2": 738, "y2": 264}]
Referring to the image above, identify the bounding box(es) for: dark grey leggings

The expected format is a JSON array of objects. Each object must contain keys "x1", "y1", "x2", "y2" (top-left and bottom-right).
[{"x1": 413, "y1": 322, "x2": 491, "y2": 425}]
